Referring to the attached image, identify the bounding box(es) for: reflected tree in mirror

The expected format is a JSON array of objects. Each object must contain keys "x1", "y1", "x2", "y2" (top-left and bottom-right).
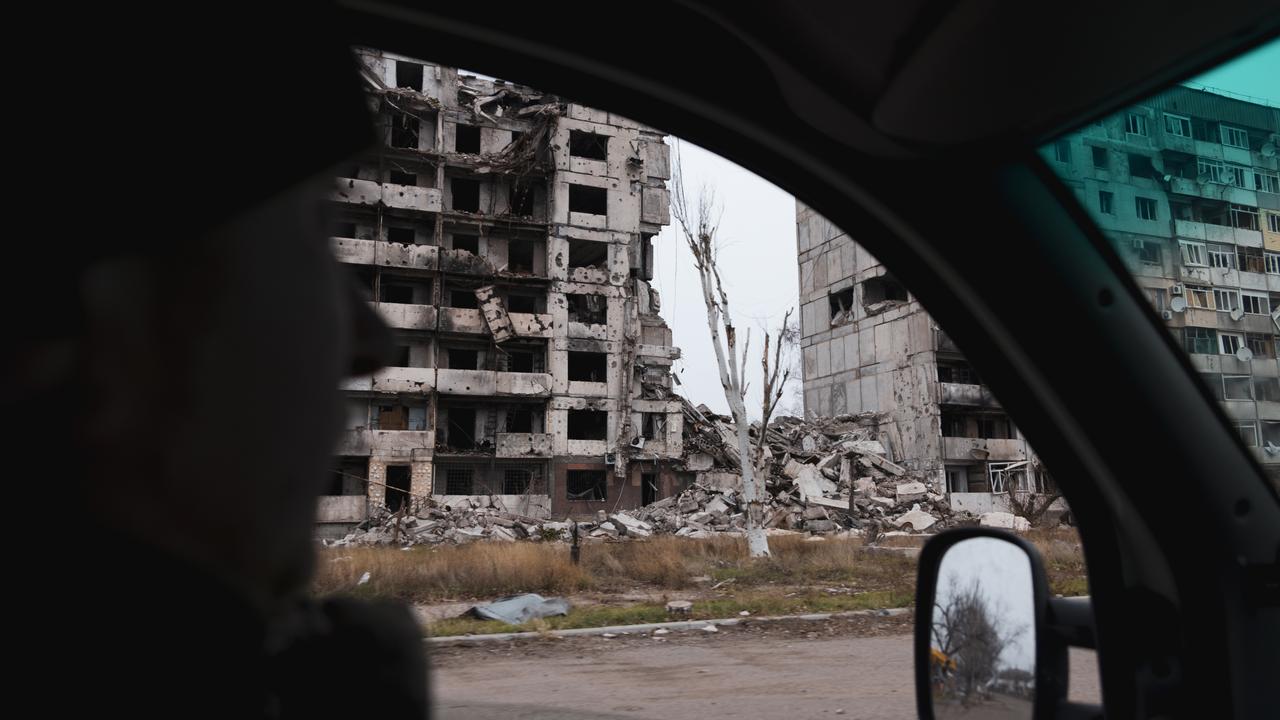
[{"x1": 931, "y1": 537, "x2": 1035, "y2": 719}]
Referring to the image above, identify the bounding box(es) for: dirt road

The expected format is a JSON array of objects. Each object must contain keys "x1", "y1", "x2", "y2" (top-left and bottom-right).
[{"x1": 429, "y1": 615, "x2": 1100, "y2": 719}]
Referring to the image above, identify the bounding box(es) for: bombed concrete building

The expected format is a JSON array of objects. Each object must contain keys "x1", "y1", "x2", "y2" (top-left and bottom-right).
[
  {"x1": 795, "y1": 204, "x2": 1053, "y2": 515},
  {"x1": 1045, "y1": 85, "x2": 1280, "y2": 484},
  {"x1": 320, "y1": 48, "x2": 683, "y2": 534}
]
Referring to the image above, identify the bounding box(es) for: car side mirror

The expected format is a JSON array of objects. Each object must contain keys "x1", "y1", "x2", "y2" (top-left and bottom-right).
[{"x1": 914, "y1": 528, "x2": 1100, "y2": 720}]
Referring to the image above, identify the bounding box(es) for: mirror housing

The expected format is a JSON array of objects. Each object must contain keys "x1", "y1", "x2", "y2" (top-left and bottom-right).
[{"x1": 915, "y1": 527, "x2": 1096, "y2": 720}]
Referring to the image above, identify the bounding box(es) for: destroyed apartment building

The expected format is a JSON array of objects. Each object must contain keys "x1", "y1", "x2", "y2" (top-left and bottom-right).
[
  {"x1": 319, "y1": 48, "x2": 683, "y2": 536},
  {"x1": 796, "y1": 204, "x2": 1059, "y2": 517}
]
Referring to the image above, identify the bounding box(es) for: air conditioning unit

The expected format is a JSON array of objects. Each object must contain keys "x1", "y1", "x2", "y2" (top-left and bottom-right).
[
  {"x1": 605, "y1": 452, "x2": 617, "y2": 465},
  {"x1": 1162, "y1": 310, "x2": 1174, "y2": 320},
  {"x1": 1171, "y1": 283, "x2": 1185, "y2": 296},
  {"x1": 629, "y1": 437, "x2": 646, "y2": 449}
]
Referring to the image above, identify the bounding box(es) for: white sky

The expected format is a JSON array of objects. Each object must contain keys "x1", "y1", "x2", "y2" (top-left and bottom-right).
[{"x1": 651, "y1": 139, "x2": 800, "y2": 418}]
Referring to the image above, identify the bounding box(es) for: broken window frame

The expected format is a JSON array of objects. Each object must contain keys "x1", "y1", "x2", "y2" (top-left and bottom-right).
[
  {"x1": 1163, "y1": 112, "x2": 1192, "y2": 137},
  {"x1": 1185, "y1": 283, "x2": 1213, "y2": 309},
  {"x1": 1092, "y1": 146, "x2": 1109, "y2": 170},
  {"x1": 1247, "y1": 334, "x2": 1276, "y2": 361},
  {"x1": 1135, "y1": 196, "x2": 1158, "y2": 221},
  {"x1": 565, "y1": 469, "x2": 608, "y2": 502},
  {"x1": 1125, "y1": 112, "x2": 1148, "y2": 137},
  {"x1": 1098, "y1": 190, "x2": 1114, "y2": 215},
  {"x1": 568, "y1": 130, "x2": 609, "y2": 161},
  {"x1": 1183, "y1": 326, "x2": 1217, "y2": 355},
  {"x1": 1052, "y1": 139, "x2": 1070, "y2": 163},
  {"x1": 1207, "y1": 244, "x2": 1235, "y2": 269},
  {"x1": 1223, "y1": 374, "x2": 1254, "y2": 401},
  {"x1": 1237, "y1": 245, "x2": 1266, "y2": 273},
  {"x1": 1255, "y1": 170, "x2": 1280, "y2": 194},
  {"x1": 1235, "y1": 422, "x2": 1259, "y2": 447}
]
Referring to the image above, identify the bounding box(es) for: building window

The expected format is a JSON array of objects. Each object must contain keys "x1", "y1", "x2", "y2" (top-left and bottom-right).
[
  {"x1": 1224, "y1": 164, "x2": 1248, "y2": 188},
  {"x1": 1235, "y1": 422, "x2": 1259, "y2": 447},
  {"x1": 1254, "y1": 171, "x2": 1280, "y2": 194},
  {"x1": 1125, "y1": 112, "x2": 1148, "y2": 137},
  {"x1": 1163, "y1": 113, "x2": 1192, "y2": 137},
  {"x1": 395, "y1": 60, "x2": 424, "y2": 91},
  {"x1": 1135, "y1": 197, "x2": 1158, "y2": 221},
  {"x1": 1220, "y1": 125, "x2": 1249, "y2": 149},
  {"x1": 1224, "y1": 375, "x2": 1253, "y2": 400},
  {"x1": 1254, "y1": 375, "x2": 1280, "y2": 401},
  {"x1": 1196, "y1": 157, "x2": 1226, "y2": 184},
  {"x1": 1144, "y1": 287, "x2": 1167, "y2": 313},
  {"x1": 1213, "y1": 288, "x2": 1239, "y2": 312},
  {"x1": 567, "y1": 351, "x2": 608, "y2": 382},
  {"x1": 389, "y1": 170, "x2": 417, "y2": 186},
  {"x1": 1098, "y1": 191, "x2": 1114, "y2": 215},
  {"x1": 445, "y1": 467, "x2": 473, "y2": 495},
  {"x1": 568, "y1": 130, "x2": 609, "y2": 161},
  {"x1": 937, "y1": 361, "x2": 978, "y2": 384},
  {"x1": 1179, "y1": 241, "x2": 1207, "y2": 266},
  {"x1": 1207, "y1": 244, "x2": 1235, "y2": 269},
  {"x1": 455, "y1": 124, "x2": 481, "y2": 154},
  {"x1": 1183, "y1": 327, "x2": 1217, "y2": 355},
  {"x1": 503, "y1": 468, "x2": 532, "y2": 495},
  {"x1": 1052, "y1": 139, "x2": 1070, "y2": 163},
  {"x1": 567, "y1": 409, "x2": 608, "y2": 440},
  {"x1": 1238, "y1": 245, "x2": 1266, "y2": 273},
  {"x1": 1265, "y1": 252, "x2": 1280, "y2": 275},
  {"x1": 862, "y1": 274, "x2": 909, "y2": 305},
  {"x1": 1128, "y1": 153, "x2": 1156, "y2": 179},
  {"x1": 390, "y1": 113, "x2": 420, "y2": 149},
  {"x1": 642, "y1": 413, "x2": 666, "y2": 440},
  {"x1": 1185, "y1": 284, "x2": 1213, "y2": 309},
  {"x1": 1247, "y1": 335, "x2": 1276, "y2": 361},
  {"x1": 1137, "y1": 240, "x2": 1160, "y2": 265},
  {"x1": 1241, "y1": 292, "x2": 1269, "y2": 315},
  {"x1": 451, "y1": 178, "x2": 480, "y2": 212},
  {"x1": 568, "y1": 184, "x2": 608, "y2": 215},
  {"x1": 1231, "y1": 204, "x2": 1260, "y2": 231},
  {"x1": 566, "y1": 469, "x2": 607, "y2": 501},
  {"x1": 1220, "y1": 332, "x2": 1243, "y2": 355},
  {"x1": 1092, "y1": 146, "x2": 1108, "y2": 169},
  {"x1": 1268, "y1": 213, "x2": 1280, "y2": 234},
  {"x1": 979, "y1": 415, "x2": 1015, "y2": 440}
]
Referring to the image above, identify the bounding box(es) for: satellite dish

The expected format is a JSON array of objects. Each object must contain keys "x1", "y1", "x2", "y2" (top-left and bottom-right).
[
  {"x1": 1262, "y1": 143, "x2": 1278, "y2": 158},
  {"x1": 1236, "y1": 346, "x2": 1254, "y2": 362},
  {"x1": 1169, "y1": 296, "x2": 1188, "y2": 313},
  {"x1": 1230, "y1": 306, "x2": 1245, "y2": 322}
]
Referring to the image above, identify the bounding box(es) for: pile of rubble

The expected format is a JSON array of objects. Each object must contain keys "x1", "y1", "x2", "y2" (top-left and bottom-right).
[{"x1": 326, "y1": 402, "x2": 1005, "y2": 548}]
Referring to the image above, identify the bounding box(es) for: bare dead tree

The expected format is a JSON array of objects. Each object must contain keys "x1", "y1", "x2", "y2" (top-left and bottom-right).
[
  {"x1": 670, "y1": 143, "x2": 777, "y2": 558},
  {"x1": 931, "y1": 579, "x2": 1022, "y2": 703},
  {"x1": 752, "y1": 308, "x2": 795, "y2": 471}
]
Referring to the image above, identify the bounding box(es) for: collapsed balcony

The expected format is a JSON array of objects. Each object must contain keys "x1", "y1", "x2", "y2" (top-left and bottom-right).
[{"x1": 436, "y1": 400, "x2": 552, "y2": 457}]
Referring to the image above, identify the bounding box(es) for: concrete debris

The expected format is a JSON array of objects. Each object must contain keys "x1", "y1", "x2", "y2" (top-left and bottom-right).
[
  {"x1": 979, "y1": 511, "x2": 1032, "y2": 532},
  {"x1": 666, "y1": 600, "x2": 693, "y2": 614},
  {"x1": 467, "y1": 593, "x2": 571, "y2": 625}
]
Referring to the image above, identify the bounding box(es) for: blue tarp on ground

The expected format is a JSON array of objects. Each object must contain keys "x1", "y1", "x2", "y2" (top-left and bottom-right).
[{"x1": 467, "y1": 594, "x2": 572, "y2": 625}]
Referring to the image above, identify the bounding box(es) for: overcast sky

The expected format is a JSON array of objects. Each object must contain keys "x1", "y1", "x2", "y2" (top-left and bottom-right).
[{"x1": 650, "y1": 140, "x2": 801, "y2": 418}]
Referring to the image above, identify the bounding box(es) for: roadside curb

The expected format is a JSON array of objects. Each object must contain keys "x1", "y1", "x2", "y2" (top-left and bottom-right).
[{"x1": 427, "y1": 606, "x2": 912, "y2": 645}]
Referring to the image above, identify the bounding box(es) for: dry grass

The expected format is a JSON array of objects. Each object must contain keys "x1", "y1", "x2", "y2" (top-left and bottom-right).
[{"x1": 313, "y1": 529, "x2": 1089, "y2": 610}]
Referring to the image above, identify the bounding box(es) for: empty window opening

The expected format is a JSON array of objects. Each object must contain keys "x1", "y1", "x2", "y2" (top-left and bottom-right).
[
  {"x1": 566, "y1": 469, "x2": 607, "y2": 501},
  {"x1": 349, "y1": 267, "x2": 376, "y2": 299},
  {"x1": 506, "y1": 293, "x2": 539, "y2": 313},
  {"x1": 1051, "y1": 140, "x2": 1070, "y2": 163},
  {"x1": 641, "y1": 472, "x2": 658, "y2": 506},
  {"x1": 1238, "y1": 246, "x2": 1266, "y2": 273},
  {"x1": 863, "y1": 275, "x2": 908, "y2": 305},
  {"x1": 1135, "y1": 197, "x2": 1158, "y2": 220},
  {"x1": 508, "y1": 240, "x2": 534, "y2": 272},
  {"x1": 449, "y1": 289, "x2": 479, "y2": 309},
  {"x1": 455, "y1": 124, "x2": 481, "y2": 154},
  {"x1": 390, "y1": 346, "x2": 412, "y2": 368},
  {"x1": 453, "y1": 234, "x2": 479, "y2": 254},
  {"x1": 1164, "y1": 113, "x2": 1192, "y2": 137},
  {"x1": 568, "y1": 351, "x2": 608, "y2": 382},
  {"x1": 568, "y1": 239, "x2": 609, "y2": 268},
  {"x1": 389, "y1": 170, "x2": 417, "y2": 186},
  {"x1": 940, "y1": 412, "x2": 971, "y2": 438},
  {"x1": 568, "y1": 184, "x2": 608, "y2": 215},
  {"x1": 1137, "y1": 240, "x2": 1160, "y2": 265},
  {"x1": 334, "y1": 221, "x2": 357, "y2": 238},
  {"x1": 1262, "y1": 422, "x2": 1280, "y2": 450},
  {"x1": 1247, "y1": 334, "x2": 1276, "y2": 360},
  {"x1": 1128, "y1": 153, "x2": 1155, "y2": 179},
  {"x1": 395, "y1": 61, "x2": 424, "y2": 91},
  {"x1": 509, "y1": 181, "x2": 536, "y2": 217},
  {"x1": 1091, "y1": 146, "x2": 1108, "y2": 169},
  {"x1": 387, "y1": 226, "x2": 415, "y2": 245},
  {"x1": 327, "y1": 457, "x2": 368, "y2": 496},
  {"x1": 385, "y1": 465, "x2": 412, "y2": 512},
  {"x1": 642, "y1": 413, "x2": 666, "y2": 440},
  {"x1": 447, "y1": 348, "x2": 479, "y2": 370},
  {"x1": 569, "y1": 130, "x2": 609, "y2": 161},
  {"x1": 829, "y1": 287, "x2": 854, "y2": 324},
  {"x1": 1231, "y1": 204, "x2": 1260, "y2": 231},
  {"x1": 1098, "y1": 191, "x2": 1114, "y2": 215},
  {"x1": 445, "y1": 408, "x2": 477, "y2": 449},
  {"x1": 1236, "y1": 422, "x2": 1259, "y2": 447},
  {"x1": 979, "y1": 415, "x2": 1015, "y2": 439},
  {"x1": 502, "y1": 348, "x2": 539, "y2": 373},
  {"x1": 944, "y1": 465, "x2": 972, "y2": 493},
  {"x1": 444, "y1": 466, "x2": 473, "y2": 495},
  {"x1": 451, "y1": 178, "x2": 480, "y2": 212},
  {"x1": 1125, "y1": 113, "x2": 1148, "y2": 136},
  {"x1": 504, "y1": 468, "x2": 532, "y2": 495},
  {"x1": 567, "y1": 409, "x2": 608, "y2": 440},
  {"x1": 937, "y1": 361, "x2": 978, "y2": 385},
  {"x1": 505, "y1": 408, "x2": 534, "y2": 433},
  {"x1": 390, "y1": 113, "x2": 419, "y2": 149},
  {"x1": 567, "y1": 293, "x2": 607, "y2": 325},
  {"x1": 379, "y1": 277, "x2": 431, "y2": 304},
  {"x1": 1224, "y1": 375, "x2": 1253, "y2": 401}
]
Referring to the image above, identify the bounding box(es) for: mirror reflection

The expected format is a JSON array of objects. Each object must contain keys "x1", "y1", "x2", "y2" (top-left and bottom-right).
[{"x1": 931, "y1": 537, "x2": 1035, "y2": 719}]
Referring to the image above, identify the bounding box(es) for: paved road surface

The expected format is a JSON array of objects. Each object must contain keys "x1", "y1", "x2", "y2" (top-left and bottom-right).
[{"x1": 429, "y1": 616, "x2": 1100, "y2": 720}]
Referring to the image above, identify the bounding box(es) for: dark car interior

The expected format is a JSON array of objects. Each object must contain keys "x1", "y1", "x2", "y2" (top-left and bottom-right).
[{"x1": 27, "y1": 2, "x2": 1278, "y2": 718}]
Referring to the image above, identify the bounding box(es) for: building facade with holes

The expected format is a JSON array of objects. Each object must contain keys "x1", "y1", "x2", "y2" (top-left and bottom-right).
[
  {"x1": 795, "y1": 203, "x2": 1055, "y2": 516},
  {"x1": 320, "y1": 48, "x2": 686, "y2": 536}
]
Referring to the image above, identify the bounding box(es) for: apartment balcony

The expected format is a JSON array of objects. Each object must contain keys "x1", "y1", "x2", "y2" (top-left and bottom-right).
[
  {"x1": 939, "y1": 382, "x2": 1000, "y2": 408},
  {"x1": 437, "y1": 307, "x2": 555, "y2": 337},
  {"x1": 942, "y1": 437, "x2": 1025, "y2": 462},
  {"x1": 335, "y1": 428, "x2": 435, "y2": 456},
  {"x1": 566, "y1": 439, "x2": 609, "y2": 457},
  {"x1": 331, "y1": 237, "x2": 438, "y2": 270},
  {"x1": 436, "y1": 369, "x2": 553, "y2": 397},
  {"x1": 495, "y1": 432, "x2": 555, "y2": 458},
  {"x1": 330, "y1": 177, "x2": 442, "y2": 213},
  {"x1": 375, "y1": 302, "x2": 437, "y2": 331},
  {"x1": 317, "y1": 496, "x2": 368, "y2": 523},
  {"x1": 340, "y1": 367, "x2": 435, "y2": 394}
]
